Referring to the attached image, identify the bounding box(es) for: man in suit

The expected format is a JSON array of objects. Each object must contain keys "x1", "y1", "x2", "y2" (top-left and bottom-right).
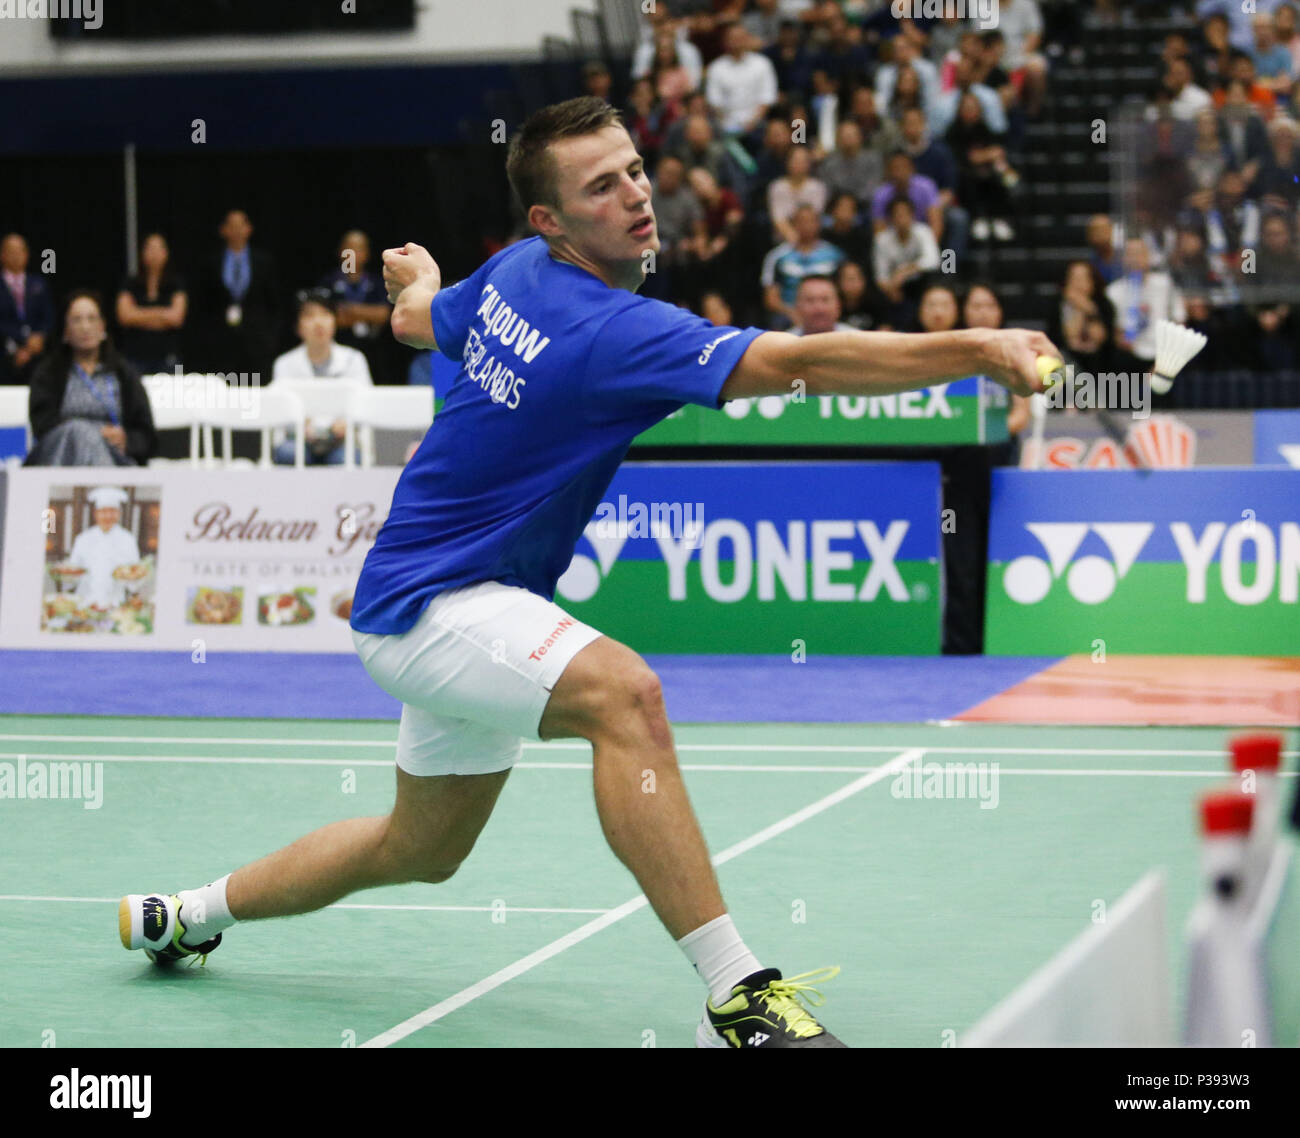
[
  {"x1": 0, "y1": 233, "x2": 54, "y2": 384},
  {"x1": 192, "y1": 209, "x2": 281, "y2": 380}
]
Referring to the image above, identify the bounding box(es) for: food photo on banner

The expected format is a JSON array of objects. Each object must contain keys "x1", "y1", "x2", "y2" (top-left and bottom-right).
[{"x1": 42, "y1": 484, "x2": 158, "y2": 636}]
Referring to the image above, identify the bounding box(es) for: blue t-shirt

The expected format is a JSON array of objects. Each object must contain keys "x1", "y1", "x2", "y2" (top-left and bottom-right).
[{"x1": 350, "y1": 236, "x2": 764, "y2": 635}]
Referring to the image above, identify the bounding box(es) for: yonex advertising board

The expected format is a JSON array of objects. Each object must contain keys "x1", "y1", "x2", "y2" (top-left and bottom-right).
[
  {"x1": 555, "y1": 461, "x2": 943, "y2": 654},
  {"x1": 985, "y1": 469, "x2": 1300, "y2": 655},
  {"x1": 632, "y1": 377, "x2": 1008, "y2": 447}
]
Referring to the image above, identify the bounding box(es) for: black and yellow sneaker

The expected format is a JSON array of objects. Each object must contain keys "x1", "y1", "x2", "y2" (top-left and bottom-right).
[
  {"x1": 696, "y1": 966, "x2": 846, "y2": 1048},
  {"x1": 118, "y1": 893, "x2": 221, "y2": 967}
]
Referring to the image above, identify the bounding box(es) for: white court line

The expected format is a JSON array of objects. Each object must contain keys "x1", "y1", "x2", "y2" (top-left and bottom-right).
[
  {"x1": 358, "y1": 748, "x2": 924, "y2": 1049},
  {"x1": 0, "y1": 752, "x2": 1279, "y2": 778},
  {"x1": 0, "y1": 735, "x2": 1292, "y2": 758},
  {"x1": 0, "y1": 895, "x2": 608, "y2": 915}
]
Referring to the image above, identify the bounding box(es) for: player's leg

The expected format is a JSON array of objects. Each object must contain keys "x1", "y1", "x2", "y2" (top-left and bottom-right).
[
  {"x1": 538, "y1": 635, "x2": 724, "y2": 941},
  {"x1": 224, "y1": 763, "x2": 511, "y2": 919}
]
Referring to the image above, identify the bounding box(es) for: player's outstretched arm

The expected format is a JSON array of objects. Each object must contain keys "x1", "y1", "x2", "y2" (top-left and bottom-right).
[
  {"x1": 384, "y1": 242, "x2": 441, "y2": 350},
  {"x1": 719, "y1": 327, "x2": 1062, "y2": 403}
]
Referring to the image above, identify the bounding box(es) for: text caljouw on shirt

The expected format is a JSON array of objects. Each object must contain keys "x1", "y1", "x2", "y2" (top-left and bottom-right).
[{"x1": 463, "y1": 283, "x2": 552, "y2": 410}]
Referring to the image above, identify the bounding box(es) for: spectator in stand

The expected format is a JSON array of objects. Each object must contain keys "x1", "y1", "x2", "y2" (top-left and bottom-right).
[
  {"x1": 688, "y1": 166, "x2": 744, "y2": 288},
  {"x1": 743, "y1": 0, "x2": 783, "y2": 48},
  {"x1": 872, "y1": 196, "x2": 940, "y2": 327},
  {"x1": 625, "y1": 77, "x2": 669, "y2": 164},
  {"x1": 887, "y1": 65, "x2": 930, "y2": 127},
  {"x1": 632, "y1": 1, "x2": 703, "y2": 90},
  {"x1": 871, "y1": 151, "x2": 944, "y2": 240},
  {"x1": 1276, "y1": 3, "x2": 1300, "y2": 76},
  {"x1": 875, "y1": 34, "x2": 940, "y2": 122},
  {"x1": 844, "y1": 85, "x2": 903, "y2": 162},
  {"x1": 945, "y1": 93, "x2": 1019, "y2": 242},
  {"x1": 647, "y1": 154, "x2": 706, "y2": 299},
  {"x1": 816, "y1": 120, "x2": 882, "y2": 210},
  {"x1": 1203, "y1": 168, "x2": 1262, "y2": 260},
  {"x1": 1137, "y1": 119, "x2": 1196, "y2": 237},
  {"x1": 705, "y1": 22, "x2": 779, "y2": 143},
  {"x1": 835, "y1": 258, "x2": 888, "y2": 330},
  {"x1": 1216, "y1": 79, "x2": 1270, "y2": 182},
  {"x1": 939, "y1": 31, "x2": 980, "y2": 93},
  {"x1": 0, "y1": 232, "x2": 53, "y2": 385},
  {"x1": 1212, "y1": 52, "x2": 1278, "y2": 112},
  {"x1": 1185, "y1": 108, "x2": 1231, "y2": 200},
  {"x1": 822, "y1": 191, "x2": 872, "y2": 267},
  {"x1": 976, "y1": 30, "x2": 1018, "y2": 117},
  {"x1": 1198, "y1": 12, "x2": 1236, "y2": 92},
  {"x1": 998, "y1": 0, "x2": 1048, "y2": 117},
  {"x1": 1250, "y1": 12, "x2": 1295, "y2": 93},
  {"x1": 917, "y1": 281, "x2": 960, "y2": 335},
  {"x1": 270, "y1": 289, "x2": 371, "y2": 466},
  {"x1": 1196, "y1": 0, "x2": 1284, "y2": 55},
  {"x1": 1107, "y1": 237, "x2": 1186, "y2": 369},
  {"x1": 748, "y1": 115, "x2": 795, "y2": 209},
  {"x1": 1086, "y1": 214, "x2": 1123, "y2": 284},
  {"x1": 767, "y1": 147, "x2": 828, "y2": 244},
  {"x1": 116, "y1": 233, "x2": 187, "y2": 376},
  {"x1": 192, "y1": 208, "x2": 281, "y2": 380},
  {"x1": 651, "y1": 33, "x2": 697, "y2": 124},
  {"x1": 583, "y1": 61, "x2": 614, "y2": 103},
  {"x1": 811, "y1": 8, "x2": 873, "y2": 88},
  {"x1": 320, "y1": 229, "x2": 389, "y2": 380},
  {"x1": 807, "y1": 69, "x2": 842, "y2": 154},
  {"x1": 698, "y1": 290, "x2": 734, "y2": 327},
  {"x1": 1246, "y1": 209, "x2": 1300, "y2": 299},
  {"x1": 790, "y1": 274, "x2": 855, "y2": 335},
  {"x1": 667, "y1": 112, "x2": 745, "y2": 193},
  {"x1": 933, "y1": 53, "x2": 1010, "y2": 137},
  {"x1": 764, "y1": 18, "x2": 815, "y2": 100},
  {"x1": 1255, "y1": 116, "x2": 1300, "y2": 212},
  {"x1": 25, "y1": 290, "x2": 158, "y2": 468},
  {"x1": 928, "y1": 13, "x2": 966, "y2": 67},
  {"x1": 1166, "y1": 225, "x2": 1220, "y2": 297},
  {"x1": 761, "y1": 202, "x2": 847, "y2": 328},
  {"x1": 1147, "y1": 57, "x2": 1213, "y2": 121},
  {"x1": 1160, "y1": 31, "x2": 1194, "y2": 71},
  {"x1": 1049, "y1": 261, "x2": 1118, "y2": 376},
  {"x1": 899, "y1": 105, "x2": 968, "y2": 258}
]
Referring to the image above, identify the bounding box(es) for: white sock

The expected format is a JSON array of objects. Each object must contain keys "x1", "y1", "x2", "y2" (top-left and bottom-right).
[
  {"x1": 176, "y1": 874, "x2": 236, "y2": 947},
  {"x1": 677, "y1": 914, "x2": 763, "y2": 1005}
]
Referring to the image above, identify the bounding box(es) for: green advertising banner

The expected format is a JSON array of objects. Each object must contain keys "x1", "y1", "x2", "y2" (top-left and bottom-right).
[
  {"x1": 554, "y1": 462, "x2": 944, "y2": 655},
  {"x1": 632, "y1": 376, "x2": 1009, "y2": 447},
  {"x1": 985, "y1": 469, "x2": 1300, "y2": 655}
]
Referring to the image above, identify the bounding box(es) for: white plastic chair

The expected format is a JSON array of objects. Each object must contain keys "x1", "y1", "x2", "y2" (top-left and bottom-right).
[
  {"x1": 196, "y1": 383, "x2": 305, "y2": 468},
  {"x1": 346, "y1": 386, "x2": 435, "y2": 467},
  {"x1": 270, "y1": 377, "x2": 368, "y2": 469},
  {"x1": 0, "y1": 385, "x2": 30, "y2": 466},
  {"x1": 141, "y1": 374, "x2": 202, "y2": 467}
]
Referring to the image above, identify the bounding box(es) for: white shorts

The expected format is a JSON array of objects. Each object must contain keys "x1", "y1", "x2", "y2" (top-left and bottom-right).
[{"x1": 351, "y1": 580, "x2": 603, "y2": 777}]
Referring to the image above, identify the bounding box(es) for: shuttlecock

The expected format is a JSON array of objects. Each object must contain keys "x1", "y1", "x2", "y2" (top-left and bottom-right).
[{"x1": 1149, "y1": 320, "x2": 1207, "y2": 395}]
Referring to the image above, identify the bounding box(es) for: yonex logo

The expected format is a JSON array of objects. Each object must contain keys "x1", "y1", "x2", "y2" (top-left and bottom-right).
[
  {"x1": 749, "y1": 1031, "x2": 770, "y2": 1046},
  {"x1": 1003, "y1": 523, "x2": 1153, "y2": 605}
]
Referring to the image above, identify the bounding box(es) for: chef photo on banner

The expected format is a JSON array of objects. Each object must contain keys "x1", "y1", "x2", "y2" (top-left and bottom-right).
[{"x1": 67, "y1": 486, "x2": 143, "y2": 609}]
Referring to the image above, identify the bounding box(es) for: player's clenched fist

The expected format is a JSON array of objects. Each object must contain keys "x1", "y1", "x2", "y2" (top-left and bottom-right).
[
  {"x1": 382, "y1": 242, "x2": 441, "y2": 304},
  {"x1": 982, "y1": 327, "x2": 1063, "y2": 397}
]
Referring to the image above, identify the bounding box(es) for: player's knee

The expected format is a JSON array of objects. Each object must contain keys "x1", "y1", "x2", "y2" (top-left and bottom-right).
[{"x1": 591, "y1": 666, "x2": 670, "y2": 745}]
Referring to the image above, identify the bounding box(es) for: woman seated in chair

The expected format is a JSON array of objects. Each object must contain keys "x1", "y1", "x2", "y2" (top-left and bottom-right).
[
  {"x1": 271, "y1": 288, "x2": 371, "y2": 465},
  {"x1": 25, "y1": 290, "x2": 158, "y2": 467}
]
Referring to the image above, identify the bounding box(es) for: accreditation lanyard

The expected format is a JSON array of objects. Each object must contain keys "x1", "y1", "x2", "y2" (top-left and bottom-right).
[{"x1": 74, "y1": 364, "x2": 119, "y2": 427}]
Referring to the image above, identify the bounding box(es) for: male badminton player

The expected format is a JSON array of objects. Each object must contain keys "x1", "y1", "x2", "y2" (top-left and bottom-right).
[{"x1": 120, "y1": 97, "x2": 1058, "y2": 1048}]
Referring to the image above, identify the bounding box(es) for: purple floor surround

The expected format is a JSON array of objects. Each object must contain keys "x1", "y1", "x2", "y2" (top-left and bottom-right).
[{"x1": 0, "y1": 650, "x2": 1056, "y2": 723}]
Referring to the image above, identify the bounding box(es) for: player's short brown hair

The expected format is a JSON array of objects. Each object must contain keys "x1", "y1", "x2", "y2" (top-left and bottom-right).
[{"x1": 506, "y1": 96, "x2": 626, "y2": 217}]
